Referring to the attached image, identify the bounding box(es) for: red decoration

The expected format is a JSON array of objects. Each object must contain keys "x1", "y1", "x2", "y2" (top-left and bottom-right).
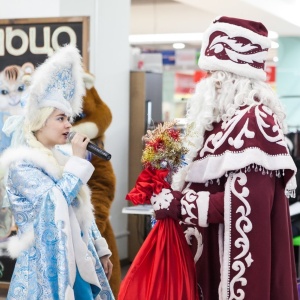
[
  {"x1": 193, "y1": 70, "x2": 207, "y2": 83},
  {"x1": 122, "y1": 121, "x2": 199, "y2": 300},
  {"x1": 266, "y1": 65, "x2": 276, "y2": 83},
  {"x1": 125, "y1": 168, "x2": 170, "y2": 205},
  {"x1": 118, "y1": 218, "x2": 199, "y2": 300},
  {"x1": 175, "y1": 73, "x2": 195, "y2": 94},
  {"x1": 168, "y1": 128, "x2": 180, "y2": 140}
]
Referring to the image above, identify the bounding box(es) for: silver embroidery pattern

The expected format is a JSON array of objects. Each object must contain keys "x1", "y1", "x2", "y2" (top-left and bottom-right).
[
  {"x1": 6, "y1": 161, "x2": 114, "y2": 300},
  {"x1": 39, "y1": 66, "x2": 75, "y2": 105}
]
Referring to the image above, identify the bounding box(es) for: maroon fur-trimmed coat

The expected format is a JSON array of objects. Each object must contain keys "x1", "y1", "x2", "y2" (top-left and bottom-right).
[{"x1": 177, "y1": 104, "x2": 298, "y2": 299}]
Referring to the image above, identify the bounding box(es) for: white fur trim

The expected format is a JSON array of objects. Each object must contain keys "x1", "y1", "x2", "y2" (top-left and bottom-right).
[
  {"x1": 221, "y1": 174, "x2": 233, "y2": 299},
  {"x1": 0, "y1": 146, "x2": 62, "y2": 179},
  {"x1": 64, "y1": 156, "x2": 95, "y2": 184},
  {"x1": 196, "y1": 191, "x2": 210, "y2": 227},
  {"x1": 65, "y1": 286, "x2": 75, "y2": 300},
  {"x1": 7, "y1": 230, "x2": 34, "y2": 258},
  {"x1": 218, "y1": 224, "x2": 225, "y2": 297},
  {"x1": 199, "y1": 21, "x2": 271, "y2": 80},
  {"x1": 83, "y1": 72, "x2": 95, "y2": 89},
  {"x1": 69, "y1": 207, "x2": 101, "y2": 288},
  {"x1": 186, "y1": 147, "x2": 297, "y2": 191},
  {"x1": 39, "y1": 98, "x2": 72, "y2": 117},
  {"x1": 73, "y1": 185, "x2": 94, "y2": 244},
  {"x1": 53, "y1": 187, "x2": 77, "y2": 287},
  {"x1": 94, "y1": 237, "x2": 112, "y2": 258},
  {"x1": 25, "y1": 44, "x2": 85, "y2": 122}
]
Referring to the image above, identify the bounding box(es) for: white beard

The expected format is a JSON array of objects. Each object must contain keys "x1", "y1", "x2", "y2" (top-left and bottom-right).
[{"x1": 171, "y1": 70, "x2": 286, "y2": 191}]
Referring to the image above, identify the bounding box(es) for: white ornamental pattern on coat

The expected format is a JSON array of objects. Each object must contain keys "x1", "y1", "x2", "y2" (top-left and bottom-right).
[
  {"x1": 184, "y1": 226, "x2": 203, "y2": 263},
  {"x1": 181, "y1": 185, "x2": 204, "y2": 262},
  {"x1": 228, "y1": 171, "x2": 253, "y2": 300},
  {"x1": 150, "y1": 188, "x2": 174, "y2": 210},
  {"x1": 200, "y1": 105, "x2": 286, "y2": 158},
  {"x1": 255, "y1": 105, "x2": 286, "y2": 147},
  {"x1": 181, "y1": 188, "x2": 198, "y2": 224}
]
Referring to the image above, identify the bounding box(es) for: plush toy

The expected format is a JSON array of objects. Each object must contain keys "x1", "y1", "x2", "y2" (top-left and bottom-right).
[
  {"x1": 0, "y1": 63, "x2": 34, "y2": 238},
  {"x1": 0, "y1": 63, "x2": 34, "y2": 153},
  {"x1": 0, "y1": 63, "x2": 34, "y2": 282},
  {"x1": 72, "y1": 73, "x2": 121, "y2": 298}
]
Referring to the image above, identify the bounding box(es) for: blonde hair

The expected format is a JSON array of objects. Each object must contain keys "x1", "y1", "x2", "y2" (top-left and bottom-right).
[
  {"x1": 23, "y1": 107, "x2": 60, "y2": 163},
  {"x1": 25, "y1": 107, "x2": 55, "y2": 132}
]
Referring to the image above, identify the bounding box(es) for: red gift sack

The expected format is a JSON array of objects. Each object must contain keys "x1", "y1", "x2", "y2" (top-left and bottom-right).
[{"x1": 119, "y1": 218, "x2": 199, "y2": 300}]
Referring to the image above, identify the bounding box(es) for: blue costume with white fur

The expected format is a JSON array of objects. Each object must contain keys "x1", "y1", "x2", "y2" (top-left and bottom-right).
[
  {"x1": 2, "y1": 146, "x2": 114, "y2": 300},
  {"x1": 0, "y1": 45, "x2": 115, "y2": 299}
]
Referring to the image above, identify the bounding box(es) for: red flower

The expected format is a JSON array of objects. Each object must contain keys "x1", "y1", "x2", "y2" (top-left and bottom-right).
[
  {"x1": 167, "y1": 129, "x2": 180, "y2": 140},
  {"x1": 147, "y1": 138, "x2": 165, "y2": 151}
]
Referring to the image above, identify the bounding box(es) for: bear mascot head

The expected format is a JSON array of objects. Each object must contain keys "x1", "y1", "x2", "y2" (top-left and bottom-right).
[{"x1": 72, "y1": 72, "x2": 121, "y2": 298}]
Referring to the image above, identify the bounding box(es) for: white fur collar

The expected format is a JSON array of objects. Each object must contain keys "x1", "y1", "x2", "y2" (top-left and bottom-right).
[
  {"x1": 0, "y1": 146, "x2": 63, "y2": 179},
  {"x1": 2, "y1": 146, "x2": 96, "y2": 257}
]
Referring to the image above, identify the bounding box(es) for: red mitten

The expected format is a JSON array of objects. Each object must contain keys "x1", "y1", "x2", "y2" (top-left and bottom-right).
[{"x1": 150, "y1": 189, "x2": 182, "y2": 220}]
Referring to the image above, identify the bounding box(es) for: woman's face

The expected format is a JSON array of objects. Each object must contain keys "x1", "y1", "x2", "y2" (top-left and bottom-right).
[{"x1": 35, "y1": 108, "x2": 72, "y2": 149}]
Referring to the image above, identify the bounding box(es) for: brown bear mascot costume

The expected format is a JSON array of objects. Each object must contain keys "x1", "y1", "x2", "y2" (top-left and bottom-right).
[{"x1": 72, "y1": 72, "x2": 121, "y2": 298}]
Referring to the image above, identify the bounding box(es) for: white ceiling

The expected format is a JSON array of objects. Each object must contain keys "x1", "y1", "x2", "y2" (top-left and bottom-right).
[{"x1": 130, "y1": 0, "x2": 300, "y2": 41}]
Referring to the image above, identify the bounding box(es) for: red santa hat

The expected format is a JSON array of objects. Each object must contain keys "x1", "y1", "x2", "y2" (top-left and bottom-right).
[{"x1": 198, "y1": 16, "x2": 271, "y2": 81}]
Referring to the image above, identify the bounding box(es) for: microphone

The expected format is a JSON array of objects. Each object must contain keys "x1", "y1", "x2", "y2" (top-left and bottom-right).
[{"x1": 67, "y1": 132, "x2": 112, "y2": 161}]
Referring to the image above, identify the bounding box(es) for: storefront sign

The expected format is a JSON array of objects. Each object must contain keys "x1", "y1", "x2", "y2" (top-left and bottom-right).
[
  {"x1": 0, "y1": 17, "x2": 90, "y2": 70},
  {"x1": 161, "y1": 50, "x2": 175, "y2": 65},
  {"x1": 175, "y1": 72, "x2": 195, "y2": 94},
  {"x1": 175, "y1": 49, "x2": 197, "y2": 67}
]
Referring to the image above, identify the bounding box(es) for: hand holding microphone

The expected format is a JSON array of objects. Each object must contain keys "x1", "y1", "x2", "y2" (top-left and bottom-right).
[{"x1": 67, "y1": 132, "x2": 112, "y2": 161}]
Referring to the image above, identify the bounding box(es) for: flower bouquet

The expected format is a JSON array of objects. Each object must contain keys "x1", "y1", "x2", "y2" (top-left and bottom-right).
[
  {"x1": 125, "y1": 120, "x2": 188, "y2": 205},
  {"x1": 119, "y1": 121, "x2": 199, "y2": 300}
]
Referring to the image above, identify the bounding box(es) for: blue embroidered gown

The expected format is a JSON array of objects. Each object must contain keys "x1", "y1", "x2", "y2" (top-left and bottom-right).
[{"x1": 2, "y1": 147, "x2": 115, "y2": 300}]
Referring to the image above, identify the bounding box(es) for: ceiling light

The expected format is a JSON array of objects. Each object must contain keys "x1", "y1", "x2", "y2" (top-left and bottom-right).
[
  {"x1": 129, "y1": 33, "x2": 203, "y2": 44},
  {"x1": 129, "y1": 31, "x2": 278, "y2": 45},
  {"x1": 173, "y1": 42, "x2": 185, "y2": 49}
]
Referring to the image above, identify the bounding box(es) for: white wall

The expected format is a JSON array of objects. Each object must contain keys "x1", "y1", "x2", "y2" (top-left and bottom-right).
[
  {"x1": 0, "y1": 0, "x2": 60, "y2": 18},
  {"x1": 59, "y1": 0, "x2": 131, "y2": 261},
  {"x1": 0, "y1": 0, "x2": 131, "y2": 260},
  {"x1": 130, "y1": 2, "x2": 214, "y2": 34}
]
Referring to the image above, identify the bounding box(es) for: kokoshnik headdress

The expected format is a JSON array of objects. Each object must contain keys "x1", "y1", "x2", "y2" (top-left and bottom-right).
[
  {"x1": 2, "y1": 44, "x2": 85, "y2": 147},
  {"x1": 25, "y1": 44, "x2": 85, "y2": 122},
  {"x1": 198, "y1": 16, "x2": 271, "y2": 81}
]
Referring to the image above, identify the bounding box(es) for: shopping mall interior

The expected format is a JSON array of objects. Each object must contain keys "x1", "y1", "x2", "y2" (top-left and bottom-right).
[{"x1": 0, "y1": 0, "x2": 300, "y2": 298}]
